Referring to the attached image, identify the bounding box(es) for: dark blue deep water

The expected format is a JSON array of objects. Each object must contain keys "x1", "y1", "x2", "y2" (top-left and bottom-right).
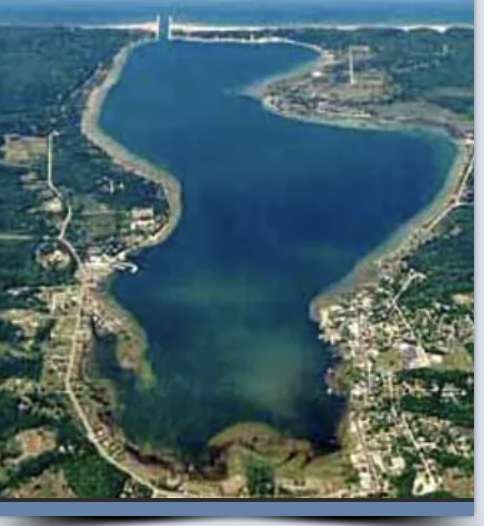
[{"x1": 98, "y1": 40, "x2": 456, "y2": 457}]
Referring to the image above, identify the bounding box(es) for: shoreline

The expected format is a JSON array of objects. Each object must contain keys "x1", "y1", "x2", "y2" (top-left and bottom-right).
[
  {"x1": 310, "y1": 138, "x2": 468, "y2": 316},
  {"x1": 87, "y1": 30, "x2": 472, "y2": 333},
  {"x1": 81, "y1": 36, "x2": 183, "y2": 377},
  {"x1": 170, "y1": 22, "x2": 474, "y2": 34},
  {"x1": 80, "y1": 30, "x2": 471, "y2": 478},
  {"x1": 239, "y1": 35, "x2": 473, "y2": 470},
  {"x1": 82, "y1": 38, "x2": 182, "y2": 225},
  {"x1": 169, "y1": 33, "x2": 324, "y2": 55},
  {"x1": 87, "y1": 28, "x2": 469, "y2": 389},
  {"x1": 245, "y1": 86, "x2": 470, "y2": 318},
  {"x1": 240, "y1": 50, "x2": 321, "y2": 99}
]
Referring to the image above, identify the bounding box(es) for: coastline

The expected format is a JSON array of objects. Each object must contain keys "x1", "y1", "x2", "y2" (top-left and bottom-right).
[
  {"x1": 310, "y1": 138, "x2": 467, "y2": 316},
  {"x1": 81, "y1": 36, "x2": 183, "y2": 378},
  {"x1": 81, "y1": 37, "x2": 182, "y2": 228},
  {"x1": 169, "y1": 33, "x2": 324, "y2": 55},
  {"x1": 79, "y1": 31, "x2": 472, "y2": 488},
  {"x1": 240, "y1": 51, "x2": 320, "y2": 100},
  {"x1": 149, "y1": 28, "x2": 472, "y2": 326},
  {"x1": 85, "y1": 27, "x2": 469, "y2": 403},
  {"x1": 239, "y1": 34, "x2": 473, "y2": 477},
  {"x1": 170, "y1": 22, "x2": 474, "y2": 34},
  {"x1": 248, "y1": 89, "x2": 469, "y2": 318}
]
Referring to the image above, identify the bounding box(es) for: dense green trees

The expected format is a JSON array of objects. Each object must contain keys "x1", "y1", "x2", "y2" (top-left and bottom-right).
[
  {"x1": 0, "y1": 164, "x2": 49, "y2": 235},
  {"x1": 62, "y1": 451, "x2": 128, "y2": 499},
  {"x1": 0, "y1": 240, "x2": 73, "y2": 310},
  {"x1": 246, "y1": 460, "x2": 276, "y2": 498},
  {"x1": 0, "y1": 26, "x2": 136, "y2": 136},
  {"x1": 0, "y1": 319, "x2": 21, "y2": 343},
  {"x1": 397, "y1": 368, "x2": 474, "y2": 428},
  {"x1": 401, "y1": 205, "x2": 474, "y2": 311}
]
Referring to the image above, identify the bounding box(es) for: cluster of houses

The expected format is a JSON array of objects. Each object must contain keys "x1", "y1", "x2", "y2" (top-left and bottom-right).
[{"x1": 318, "y1": 254, "x2": 473, "y2": 496}]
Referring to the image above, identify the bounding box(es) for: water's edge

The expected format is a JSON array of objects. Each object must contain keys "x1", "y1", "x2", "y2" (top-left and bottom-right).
[
  {"x1": 81, "y1": 37, "x2": 183, "y2": 378},
  {"x1": 82, "y1": 35, "x2": 460, "y2": 453}
]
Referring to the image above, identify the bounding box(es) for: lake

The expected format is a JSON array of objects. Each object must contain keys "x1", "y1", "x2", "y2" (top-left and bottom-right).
[{"x1": 98, "y1": 39, "x2": 456, "y2": 459}]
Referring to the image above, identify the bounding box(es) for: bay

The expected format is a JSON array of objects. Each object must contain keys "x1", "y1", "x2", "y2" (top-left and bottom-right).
[{"x1": 99, "y1": 40, "x2": 456, "y2": 459}]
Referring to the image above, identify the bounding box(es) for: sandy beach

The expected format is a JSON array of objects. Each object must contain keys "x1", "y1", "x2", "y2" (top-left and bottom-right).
[
  {"x1": 81, "y1": 38, "x2": 183, "y2": 250},
  {"x1": 80, "y1": 35, "x2": 184, "y2": 382},
  {"x1": 169, "y1": 31, "x2": 324, "y2": 55},
  {"x1": 309, "y1": 139, "x2": 471, "y2": 317},
  {"x1": 171, "y1": 21, "x2": 473, "y2": 34},
  {"x1": 79, "y1": 21, "x2": 159, "y2": 35}
]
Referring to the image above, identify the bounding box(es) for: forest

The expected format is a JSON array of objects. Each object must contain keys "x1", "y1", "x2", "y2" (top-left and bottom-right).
[{"x1": 401, "y1": 204, "x2": 474, "y2": 312}]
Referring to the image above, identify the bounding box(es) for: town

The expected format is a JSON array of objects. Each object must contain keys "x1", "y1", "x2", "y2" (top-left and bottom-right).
[{"x1": 317, "y1": 140, "x2": 474, "y2": 497}]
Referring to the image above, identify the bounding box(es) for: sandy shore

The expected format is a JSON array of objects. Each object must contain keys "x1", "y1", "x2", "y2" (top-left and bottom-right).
[
  {"x1": 82, "y1": 29, "x2": 471, "y2": 328},
  {"x1": 171, "y1": 22, "x2": 473, "y2": 34},
  {"x1": 79, "y1": 21, "x2": 159, "y2": 35},
  {"x1": 81, "y1": 36, "x2": 184, "y2": 382},
  {"x1": 81, "y1": 38, "x2": 183, "y2": 249},
  {"x1": 237, "y1": 56, "x2": 472, "y2": 318},
  {"x1": 170, "y1": 32, "x2": 323, "y2": 55},
  {"x1": 241, "y1": 55, "x2": 321, "y2": 100},
  {"x1": 310, "y1": 139, "x2": 470, "y2": 316}
]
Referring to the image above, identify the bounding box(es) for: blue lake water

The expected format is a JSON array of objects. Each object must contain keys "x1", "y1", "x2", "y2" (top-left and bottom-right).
[{"x1": 98, "y1": 40, "x2": 456, "y2": 458}]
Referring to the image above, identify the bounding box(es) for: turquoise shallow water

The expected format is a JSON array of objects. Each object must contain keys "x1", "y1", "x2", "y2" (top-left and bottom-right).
[{"x1": 99, "y1": 40, "x2": 456, "y2": 459}]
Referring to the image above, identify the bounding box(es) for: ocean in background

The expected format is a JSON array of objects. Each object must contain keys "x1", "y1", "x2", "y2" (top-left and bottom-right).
[
  {"x1": 0, "y1": 0, "x2": 474, "y2": 26},
  {"x1": 97, "y1": 39, "x2": 456, "y2": 458}
]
